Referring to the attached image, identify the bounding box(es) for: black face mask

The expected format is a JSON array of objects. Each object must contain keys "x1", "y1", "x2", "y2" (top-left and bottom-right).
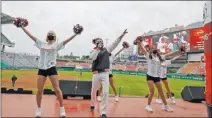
[
  {"x1": 47, "y1": 35, "x2": 54, "y2": 40},
  {"x1": 152, "y1": 50, "x2": 158, "y2": 54}
]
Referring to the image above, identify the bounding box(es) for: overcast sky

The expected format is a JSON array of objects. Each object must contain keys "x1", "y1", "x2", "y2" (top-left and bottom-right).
[{"x1": 2, "y1": 1, "x2": 206, "y2": 56}]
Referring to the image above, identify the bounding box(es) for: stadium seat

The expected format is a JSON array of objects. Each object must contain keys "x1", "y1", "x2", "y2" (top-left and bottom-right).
[{"x1": 178, "y1": 62, "x2": 202, "y2": 74}]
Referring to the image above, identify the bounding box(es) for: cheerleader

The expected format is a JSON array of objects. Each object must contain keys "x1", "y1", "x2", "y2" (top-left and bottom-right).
[
  {"x1": 156, "y1": 52, "x2": 181, "y2": 104},
  {"x1": 136, "y1": 38, "x2": 173, "y2": 112},
  {"x1": 14, "y1": 18, "x2": 83, "y2": 117}
]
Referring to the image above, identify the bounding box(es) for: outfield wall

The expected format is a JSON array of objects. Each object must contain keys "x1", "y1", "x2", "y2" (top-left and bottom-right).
[
  {"x1": 56, "y1": 67, "x2": 205, "y2": 82},
  {"x1": 1, "y1": 66, "x2": 204, "y2": 81}
]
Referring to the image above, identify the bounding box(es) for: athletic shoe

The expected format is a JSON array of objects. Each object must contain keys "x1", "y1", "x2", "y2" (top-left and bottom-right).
[
  {"x1": 60, "y1": 107, "x2": 66, "y2": 117},
  {"x1": 90, "y1": 106, "x2": 95, "y2": 112},
  {"x1": 145, "y1": 105, "x2": 153, "y2": 112},
  {"x1": 35, "y1": 107, "x2": 41, "y2": 117},
  {"x1": 156, "y1": 99, "x2": 162, "y2": 104},
  {"x1": 101, "y1": 114, "x2": 107, "y2": 118},
  {"x1": 97, "y1": 96, "x2": 102, "y2": 102},
  {"x1": 170, "y1": 97, "x2": 176, "y2": 104},
  {"x1": 115, "y1": 96, "x2": 119, "y2": 102},
  {"x1": 163, "y1": 105, "x2": 173, "y2": 112}
]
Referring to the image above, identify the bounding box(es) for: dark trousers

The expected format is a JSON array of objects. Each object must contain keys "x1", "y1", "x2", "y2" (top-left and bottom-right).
[{"x1": 12, "y1": 80, "x2": 16, "y2": 87}]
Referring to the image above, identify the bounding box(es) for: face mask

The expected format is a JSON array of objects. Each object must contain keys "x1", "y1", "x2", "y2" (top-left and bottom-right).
[{"x1": 47, "y1": 35, "x2": 54, "y2": 40}]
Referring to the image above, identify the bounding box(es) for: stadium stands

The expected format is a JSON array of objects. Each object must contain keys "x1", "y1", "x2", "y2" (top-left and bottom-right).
[
  {"x1": 126, "y1": 65, "x2": 137, "y2": 71},
  {"x1": 113, "y1": 64, "x2": 126, "y2": 71},
  {"x1": 178, "y1": 62, "x2": 202, "y2": 74},
  {"x1": 79, "y1": 63, "x2": 91, "y2": 68},
  {"x1": 56, "y1": 61, "x2": 68, "y2": 67},
  {"x1": 1, "y1": 61, "x2": 10, "y2": 68},
  {"x1": 191, "y1": 63, "x2": 205, "y2": 75},
  {"x1": 1, "y1": 52, "x2": 38, "y2": 68}
]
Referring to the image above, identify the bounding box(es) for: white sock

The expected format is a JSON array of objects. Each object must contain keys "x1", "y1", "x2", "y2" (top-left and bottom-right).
[{"x1": 60, "y1": 107, "x2": 64, "y2": 110}]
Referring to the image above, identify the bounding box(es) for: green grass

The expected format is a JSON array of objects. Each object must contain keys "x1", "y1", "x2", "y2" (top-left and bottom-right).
[{"x1": 2, "y1": 70, "x2": 204, "y2": 98}]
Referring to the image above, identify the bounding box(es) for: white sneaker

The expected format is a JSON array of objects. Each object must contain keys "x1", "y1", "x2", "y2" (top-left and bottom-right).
[
  {"x1": 60, "y1": 107, "x2": 66, "y2": 117},
  {"x1": 115, "y1": 96, "x2": 119, "y2": 102},
  {"x1": 156, "y1": 99, "x2": 162, "y2": 104},
  {"x1": 163, "y1": 105, "x2": 173, "y2": 112},
  {"x1": 145, "y1": 105, "x2": 153, "y2": 112},
  {"x1": 35, "y1": 107, "x2": 41, "y2": 117},
  {"x1": 97, "y1": 96, "x2": 101, "y2": 102},
  {"x1": 170, "y1": 97, "x2": 176, "y2": 104}
]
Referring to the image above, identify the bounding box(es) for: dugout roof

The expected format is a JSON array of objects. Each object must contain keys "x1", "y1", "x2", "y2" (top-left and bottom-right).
[
  {"x1": 1, "y1": 13, "x2": 15, "y2": 47},
  {"x1": 1, "y1": 12, "x2": 15, "y2": 24}
]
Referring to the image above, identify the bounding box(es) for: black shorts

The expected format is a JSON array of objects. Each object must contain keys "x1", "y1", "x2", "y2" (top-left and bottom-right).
[
  {"x1": 160, "y1": 78, "x2": 167, "y2": 80},
  {"x1": 146, "y1": 74, "x2": 160, "y2": 83},
  {"x1": 38, "y1": 66, "x2": 58, "y2": 77},
  {"x1": 109, "y1": 74, "x2": 113, "y2": 78}
]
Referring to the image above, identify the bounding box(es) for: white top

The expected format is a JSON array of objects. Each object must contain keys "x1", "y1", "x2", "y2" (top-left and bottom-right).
[
  {"x1": 35, "y1": 39, "x2": 65, "y2": 70},
  {"x1": 145, "y1": 53, "x2": 160, "y2": 77},
  {"x1": 167, "y1": 43, "x2": 174, "y2": 51},
  {"x1": 109, "y1": 55, "x2": 117, "y2": 74},
  {"x1": 158, "y1": 60, "x2": 171, "y2": 78},
  {"x1": 157, "y1": 42, "x2": 165, "y2": 53}
]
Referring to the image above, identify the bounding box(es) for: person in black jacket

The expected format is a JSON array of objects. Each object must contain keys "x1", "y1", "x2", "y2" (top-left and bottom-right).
[
  {"x1": 89, "y1": 29, "x2": 128, "y2": 117},
  {"x1": 11, "y1": 74, "x2": 17, "y2": 87}
]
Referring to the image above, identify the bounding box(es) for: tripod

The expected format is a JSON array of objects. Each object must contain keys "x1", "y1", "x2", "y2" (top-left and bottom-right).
[{"x1": 72, "y1": 69, "x2": 81, "y2": 95}]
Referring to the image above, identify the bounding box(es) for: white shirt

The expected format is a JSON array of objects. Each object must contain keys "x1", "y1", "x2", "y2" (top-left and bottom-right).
[
  {"x1": 180, "y1": 36, "x2": 187, "y2": 44},
  {"x1": 157, "y1": 42, "x2": 165, "y2": 53},
  {"x1": 35, "y1": 39, "x2": 65, "y2": 70},
  {"x1": 158, "y1": 60, "x2": 171, "y2": 78},
  {"x1": 145, "y1": 53, "x2": 160, "y2": 77},
  {"x1": 167, "y1": 43, "x2": 174, "y2": 51}
]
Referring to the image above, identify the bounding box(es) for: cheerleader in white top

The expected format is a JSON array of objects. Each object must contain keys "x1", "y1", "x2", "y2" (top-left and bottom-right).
[
  {"x1": 14, "y1": 18, "x2": 83, "y2": 117},
  {"x1": 135, "y1": 37, "x2": 173, "y2": 112},
  {"x1": 156, "y1": 54, "x2": 181, "y2": 104},
  {"x1": 97, "y1": 41, "x2": 130, "y2": 102}
]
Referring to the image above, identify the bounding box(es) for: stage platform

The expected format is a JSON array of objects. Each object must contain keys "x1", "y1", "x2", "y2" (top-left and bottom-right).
[{"x1": 2, "y1": 94, "x2": 207, "y2": 117}]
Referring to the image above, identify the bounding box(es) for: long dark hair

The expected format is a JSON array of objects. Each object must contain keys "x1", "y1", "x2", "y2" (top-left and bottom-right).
[{"x1": 149, "y1": 50, "x2": 163, "y2": 62}]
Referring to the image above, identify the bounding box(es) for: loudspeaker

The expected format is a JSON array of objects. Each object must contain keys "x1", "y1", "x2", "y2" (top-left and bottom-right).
[
  {"x1": 43, "y1": 89, "x2": 55, "y2": 95},
  {"x1": 1, "y1": 87, "x2": 7, "y2": 93},
  {"x1": 7, "y1": 89, "x2": 15, "y2": 93},
  {"x1": 59, "y1": 80, "x2": 92, "y2": 99},
  {"x1": 181, "y1": 86, "x2": 205, "y2": 103},
  {"x1": 16, "y1": 88, "x2": 24, "y2": 94}
]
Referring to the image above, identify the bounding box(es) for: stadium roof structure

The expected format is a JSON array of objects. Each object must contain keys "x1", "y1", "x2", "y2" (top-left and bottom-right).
[
  {"x1": 1, "y1": 13, "x2": 15, "y2": 47},
  {"x1": 142, "y1": 21, "x2": 203, "y2": 37},
  {"x1": 1, "y1": 33, "x2": 15, "y2": 47},
  {"x1": 1, "y1": 12, "x2": 15, "y2": 24},
  {"x1": 185, "y1": 21, "x2": 204, "y2": 29}
]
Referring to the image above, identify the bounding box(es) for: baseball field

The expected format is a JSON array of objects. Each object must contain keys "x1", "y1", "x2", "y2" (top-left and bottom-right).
[{"x1": 1, "y1": 69, "x2": 204, "y2": 98}]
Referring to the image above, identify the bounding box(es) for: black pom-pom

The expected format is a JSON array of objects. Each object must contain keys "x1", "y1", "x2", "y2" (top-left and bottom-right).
[{"x1": 73, "y1": 24, "x2": 83, "y2": 34}]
